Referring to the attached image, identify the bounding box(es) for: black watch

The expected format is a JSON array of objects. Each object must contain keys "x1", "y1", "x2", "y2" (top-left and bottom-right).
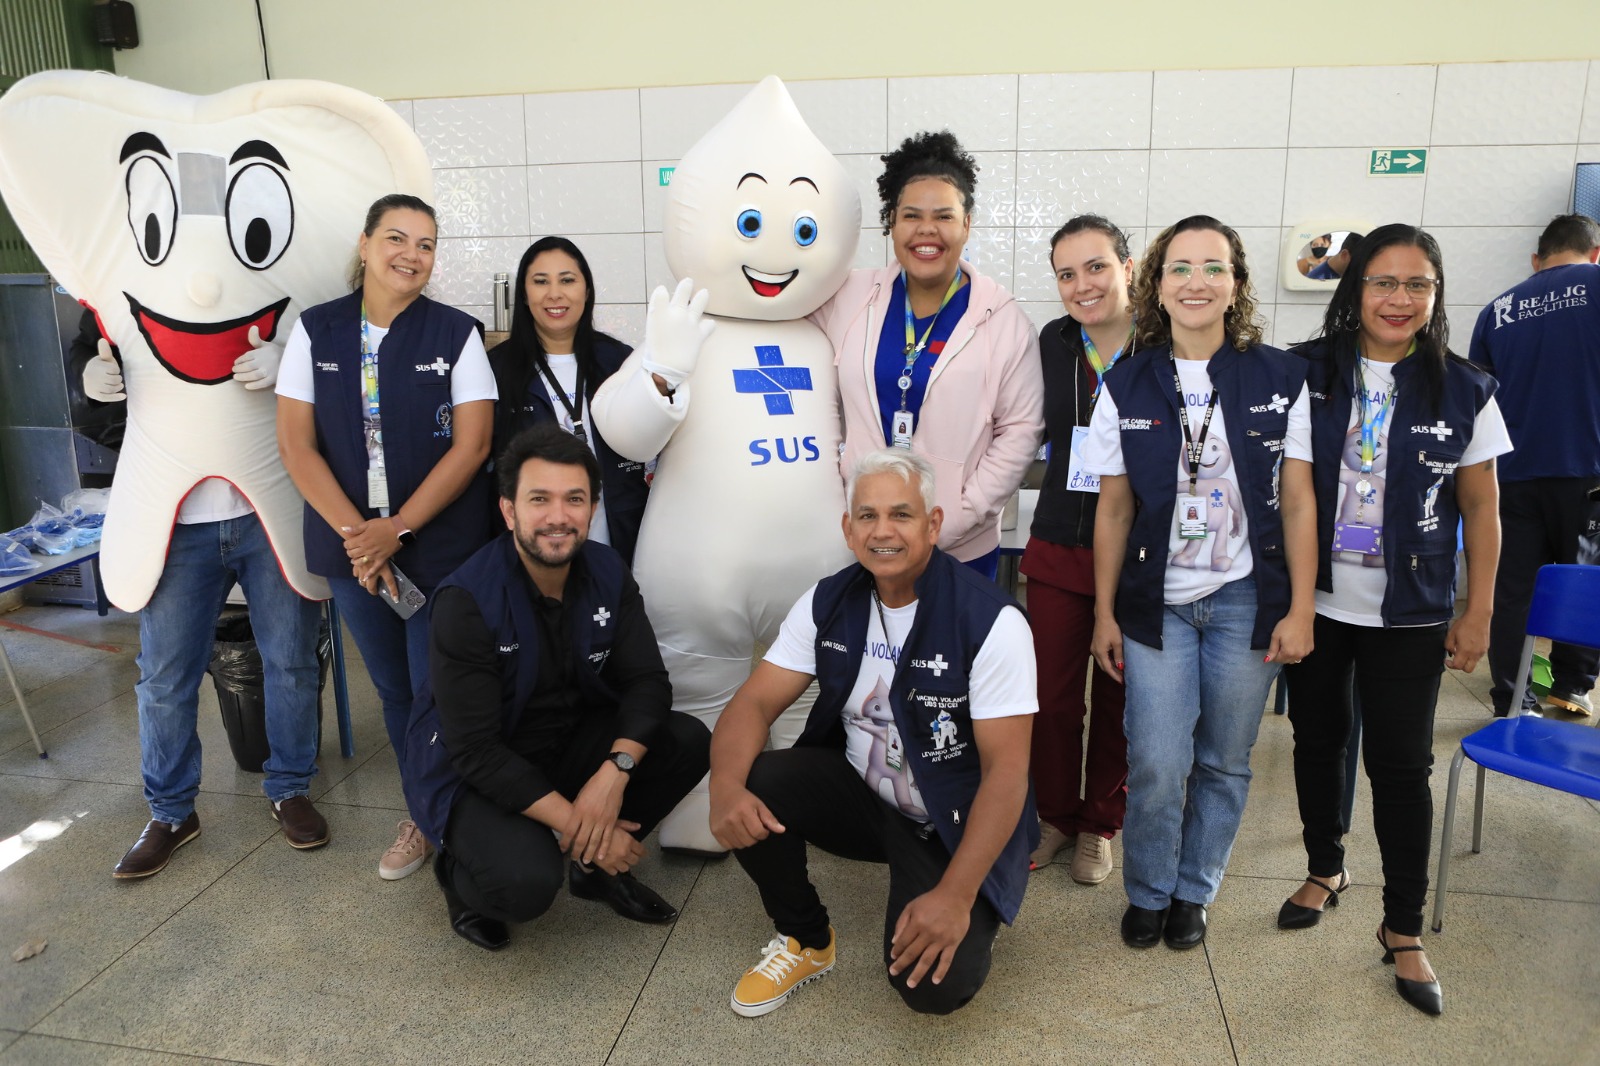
[
  {"x1": 394, "y1": 524, "x2": 417, "y2": 547},
  {"x1": 605, "y1": 751, "x2": 636, "y2": 775}
]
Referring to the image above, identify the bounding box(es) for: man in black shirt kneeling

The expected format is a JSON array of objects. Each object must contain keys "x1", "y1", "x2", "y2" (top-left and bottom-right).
[{"x1": 403, "y1": 423, "x2": 708, "y2": 950}]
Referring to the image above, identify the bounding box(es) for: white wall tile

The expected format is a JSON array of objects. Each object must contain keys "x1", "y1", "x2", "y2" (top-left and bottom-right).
[
  {"x1": 1289, "y1": 66, "x2": 1436, "y2": 148},
  {"x1": 973, "y1": 151, "x2": 1016, "y2": 228},
  {"x1": 433, "y1": 166, "x2": 530, "y2": 239},
  {"x1": 1422, "y1": 145, "x2": 1576, "y2": 227},
  {"x1": 1012, "y1": 226, "x2": 1056, "y2": 303},
  {"x1": 1020, "y1": 301, "x2": 1063, "y2": 333},
  {"x1": 788, "y1": 78, "x2": 888, "y2": 155},
  {"x1": 854, "y1": 231, "x2": 888, "y2": 270},
  {"x1": 527, "y1": 162, "x2": 644, "y2": 235},
  {"x1": 640, "y1": 83, "x2": 751, "y2": 159},
  {"x1": 1015, "y1": 150, "x2": 1150, "y2": 232},
  {"x1": 963, "y1": 228, "x2": 1016, "y2": 293},
  {"x1": 1429, "y1": 226, "x2": 1541, "y2": 309},
  {"x1": 1152, "y1": 69, "x2": 1292, "y2": 149},
  {"x1": 594, "y1": 303, "x2": 645, "y2": 347},
  {"x1": 1236, "y1": 227, "x2": 1283, "y2": 301},
  {"x1": 1432, "y1": 61, "x2": 1588, "y2": 146},
  {"x1": 888, "y1": 75, "x2": 1018, "y2": 152},
  {"x1": 566, "y1": 232, "x2": 647, "y2": 305},
  {"x1": 524, "y1": 89, "x2": 641, "y2": 165},
  {"x1": 413, "y1": 95, "x2": 526, "y2": 168},
  {"x1": 642, "y1": 160, "x2": 677, "y2": 232},
  {"x1": 384, "y1": 99, "x2": 414, "y2": 128},
  {"x1": 1282, "y1": 147, "x2": 1427, "y2": 228},
  {"x1": 1270, "y1": 301, "x2": 1327, "y2": 349},
  {"x1": 644, "y1": 231, "x2": 672, "y2": 292},
  {"x1": 432, "y1": 235, "x2": 532, "y2": 308},
  {"x1": 1444, "y1": 304, "x2": 1484, "y2": 351},
  {"x1": 1018, "y1": 72, "x2": 1152, "y2": 151},
  {"x1": 454, "y1": 304, "x2": 491, "y2": 330},
  {"x1": 838, "y1": 154, "x2": 886, "y2": 231},
  {"x1": 1147, "y1": 149, "x2": 1288, "y2": 229},
  {"x1": 1581, "y1": 62, "x2": 1600, "y2": 144}
]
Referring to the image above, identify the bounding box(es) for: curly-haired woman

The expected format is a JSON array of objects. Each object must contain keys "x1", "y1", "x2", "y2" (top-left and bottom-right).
[
  {"x1": 811, "y1": 130, "x2": 1043, "y2": 580},
  {"x1": 1082, "y1": 215, "x2": 1318, "y2": 951}
]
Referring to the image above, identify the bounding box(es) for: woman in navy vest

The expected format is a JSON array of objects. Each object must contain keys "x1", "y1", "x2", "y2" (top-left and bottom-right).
[
  {"x1": 488, "y1": 237, "x2": 649, "y2": 565},
  {"x1": 1083, "y1": 215, "x2": 1318, "y2": 953},
  {"x1": 277, "y1": 193, "x2": 497, "y2": 880},
  {"x1": 1279, "y1": 225, "x2": 1509, "y2": 1016},
  {"x1": 1021, "y1": 215, "x2": 1134, "y2": 881}
]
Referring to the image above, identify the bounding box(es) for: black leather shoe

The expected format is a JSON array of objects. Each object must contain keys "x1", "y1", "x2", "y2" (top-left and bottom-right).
[
  {"x1": 1277, "y1": 870, "x2": 1349, "y2": 930},
  {"x1": 1377, "y1": 926, "x2": 1443, "y2": 1016},
  {"x1": 569, "y1": 862, "x2": 678, "y2": 923},
  {"x1": 1120, "y1": 904, "x2": 1168, "y2": 948},
  {"x1": 1164, "y1": 899, "x2": 1207, "y2": 949},
  {"x1": 434, "y1": 854, "x2": 509, "y2": 951}
]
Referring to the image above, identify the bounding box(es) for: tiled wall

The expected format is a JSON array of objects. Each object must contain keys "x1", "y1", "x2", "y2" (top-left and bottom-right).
[{"x1": 385, "y1": 60, "x2": 1600, "y2": 352}]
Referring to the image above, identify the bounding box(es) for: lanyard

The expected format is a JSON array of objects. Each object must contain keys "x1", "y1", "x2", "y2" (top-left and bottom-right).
[
  {"x1": 534, "y1": 356, "x2": 587, "y2": 443},
  {"x1": 1081, "y1": 320, "x2": 1134, "y2": 412},
  {"x1": 897, "y1": 269, "x2": 963, "y2": 408},
  {"x1": 359, "y1": 303, "x2": 383, "y2": 466},
  {"x1": 871, "y1": 588, "x2": 901, "y2": 664},
  {"x1": 1355, "y1": 361, "x2": 1395, "y2": 476},
  {"x1": 1172, "y1": 357, "x2": 1219, "y2": 496}
]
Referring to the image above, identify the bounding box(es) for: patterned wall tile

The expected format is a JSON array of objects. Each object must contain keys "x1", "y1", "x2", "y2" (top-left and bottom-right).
[
  {"x1": 432, "y1": 235, "x2": 534, "y2": 309},
  {"x1": 1147, "y1": 149, "x2": 1287, "y2": 229},
  {"x1": 1019, "y1": 72, "x2": 1152, "y2": 151},
  {"x1": 524, "y1": 89, "x2": 641, "y2": 164},
  {"x1": 527, "y1": 162, "x2": 644, "y2": 235},
  {"x1": 640, "y1": 83, "x2": 752, "y2": 159},
  {"x1": 789, "y1": 78, "x2": 888, "y2": 155},
  {"x1": 413, "y1": 95, "x2": 526, "y2": 168},
  {"x1": 433, "y1": 166, "x2": 530, "y2": 239},
  {"x1": 385, "y1": 99, "x2": 415, "y2": 129},
  {"x1": 888, "y1": 75, "x2": 1018, "y2": 152},
  {"x1": 1015, "y1": 150, "x2": 1150, "y2": 232},
  {"x1": 1153, "y1": 69, "x2": 1292, "y2": 150},
  {"x1": 1432, "y1": 61, "x2": 1587, "y2": 146},
  {"x1": 1582, "y1": 62, "x2": 1600, "y2": 144},
  {"x1": 1422, "y1": 145, "x2": 1577, "y2": 227},
  {"x1": 570, "y1": 232, "x2": 647, "y2": 305},
  {"x1": 1429, "y1": 226, "x2": 1543, "y2": 310},
  {"x1": 1289, "y1": 66, "x2": 1436, "y2": 148},
  {"x1": 1281, "y1": 147, "x2": 1426, "y2": 228},
  {"x1": 963, "y1": 227, "x2": 1015, "y2": 293},
  {"x1": 594, "y1": 303, "x2": 646, "y2": 348}
]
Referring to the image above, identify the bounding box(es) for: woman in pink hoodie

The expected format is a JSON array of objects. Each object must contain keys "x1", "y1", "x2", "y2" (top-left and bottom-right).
[{"x1": 811, "y1": 131, "x2": 1044, "y2": 579}]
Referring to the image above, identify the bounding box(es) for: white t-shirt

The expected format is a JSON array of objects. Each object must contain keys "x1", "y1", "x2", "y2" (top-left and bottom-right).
[
  {"x1": 538, "y1": 354, "x2": 609, "y2": 548},
  {"x1": 1082, "y1": 357, "x2": 1314, "y2": 605},
  {"x1": 1316, "y1": 358, "x2": 1513, "y2": 626},
  {"x1": 765, "y1": 584, "x2": 1037, "y2": 822}
]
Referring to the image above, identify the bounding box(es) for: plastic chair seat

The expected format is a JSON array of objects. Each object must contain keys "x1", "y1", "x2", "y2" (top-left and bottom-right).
[{"x1": 1460, "y1": 716, "x2": 1600, "y2": 800}]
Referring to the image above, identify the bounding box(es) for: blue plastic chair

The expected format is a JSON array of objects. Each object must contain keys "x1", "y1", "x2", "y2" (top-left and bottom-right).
[{"x1": 1431, "y1": 564, "x2": 1600, "y2": 932}]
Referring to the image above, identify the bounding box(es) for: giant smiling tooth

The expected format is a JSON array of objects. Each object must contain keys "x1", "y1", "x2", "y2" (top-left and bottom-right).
[{"x1": 0, "y1": 72, "x2": 431, "y2": 610}]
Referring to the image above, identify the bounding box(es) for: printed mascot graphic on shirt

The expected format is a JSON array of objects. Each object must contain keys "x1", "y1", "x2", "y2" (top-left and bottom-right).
[
  {"x1": 592, "y1": 76, "x2": 859, "y2": 852},
  {"x1": 848, "y1": 677, "x2": 923, "y2": 818},
  {"x1": 0, "y1": 71, "x2": 432, "y2": 609},
  {"x1": 1172, "y1": 434, "x2": 1243, "y2": 571},
  {"x1": 1336, "y1": 425, "x2": 1388, "y2": 565}
]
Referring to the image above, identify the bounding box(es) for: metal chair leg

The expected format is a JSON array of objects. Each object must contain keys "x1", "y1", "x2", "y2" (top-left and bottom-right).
[
  {"x1": 1471, "y1": 764, "x2": 1487, "y2": 853},
  {"x1": 326, "y1": 600, "x2": 355, "y2": 759},
  {"x1": 0, "y1": 637, "x2": 47, "y2": 758},
  {"x1": 1432, "y1": 745, "x2": 1470, "y2": 933}
]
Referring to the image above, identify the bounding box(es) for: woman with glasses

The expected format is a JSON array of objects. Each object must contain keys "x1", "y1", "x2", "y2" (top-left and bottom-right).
[
  {"x1": 813, "y1": 130, "x2": 1042, "y2": 580},
  {"x1": 1022, "y1": 215, "x2": 1134, "y2": 882},
  {"x1": 1279, "y1": 224, "x2": 1509, "y2": 1016},
  {"x1": 1084, "y1": 215, "x2": 1317, "y2": 952}
]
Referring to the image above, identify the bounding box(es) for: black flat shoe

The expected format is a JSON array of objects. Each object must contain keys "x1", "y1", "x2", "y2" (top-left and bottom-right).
[
  {"x1": 434, "y1": 853, "x2": 509, "y2": 951},
  {"x1": 1120, "y1": 904, "x2": 1168, "y2": 948},
  {"x1": 1278, "y1": 870, "x2": 1351, "y2": 929},
  {"x1": 1164, "y1": 899, "x2": 1207, "y2": 949},
  {"x1": 569, "y1": 862, "x2": 678, "y2": 924},
  {"x1": 1376, "y1": 926, "x2": 1443, "y2": 1016}
]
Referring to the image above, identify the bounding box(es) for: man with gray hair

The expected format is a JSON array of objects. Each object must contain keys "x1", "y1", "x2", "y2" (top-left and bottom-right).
[{"x1": 709, "y1": 449, "x2": 1038, "y2": 1018}]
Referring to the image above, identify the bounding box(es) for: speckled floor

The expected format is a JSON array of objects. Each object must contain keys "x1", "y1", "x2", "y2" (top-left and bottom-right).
[{"x1": 1, "y1": 601, "x2": 1597, "y2": 1066}]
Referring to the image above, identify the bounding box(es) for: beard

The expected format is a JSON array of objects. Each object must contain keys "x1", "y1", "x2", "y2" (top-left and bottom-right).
[{"x1": 513, "y1": 519, "x2": 586, "y2": 571}]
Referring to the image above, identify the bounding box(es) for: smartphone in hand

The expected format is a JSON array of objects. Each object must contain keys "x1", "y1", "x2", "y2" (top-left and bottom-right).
[{"x1": 377, "y1": 562, "x2": 427, "y2": 619}]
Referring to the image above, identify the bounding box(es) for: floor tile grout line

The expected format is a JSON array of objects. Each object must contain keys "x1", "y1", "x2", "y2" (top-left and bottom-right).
[
  {"x1": 602, "y1": 856, "x2": 712, "y2": 1065},
  {"x1": 5, "y1": 1031, "x2": 277, "y2": 1065}
]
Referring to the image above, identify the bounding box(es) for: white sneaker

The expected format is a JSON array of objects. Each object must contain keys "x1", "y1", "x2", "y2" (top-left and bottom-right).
[
  {"x1": 1070, "y1": 832, "x2": 1114, "y2": 885},
  {"x1": 378, "y1": 819, "x2": 431, "y2": 880},
  {"x1": 730, "y1": 929, "x2": 835, "y2": 1017},
  {"x1": 1030, "y1": 823, "x2": 1073, "y2": 869}
]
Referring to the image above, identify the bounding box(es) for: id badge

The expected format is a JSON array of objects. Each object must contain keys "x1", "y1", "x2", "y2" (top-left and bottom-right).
[
  {"x1": 367, "y1": 466, "x2": 389, "y2": 511},
  {"x1": 1067, "y1": 425, "x2": 1100, "y2": 493},
  {"x1": 885, "y1": 725, "x2": 905, "y2": 771},
  {"x1": 1332, "y1": 522, "x2": 1382, "y2": 555},
  {"x1": 1178, "y1": 494, "x2": 1209, "y2": 540},
  {"x1": 891, "y1": 409, "x2": 915, "y2": 450}
]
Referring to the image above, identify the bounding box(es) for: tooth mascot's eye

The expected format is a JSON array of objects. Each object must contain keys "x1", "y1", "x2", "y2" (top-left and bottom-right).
[
  {"x1": 589, "y1": 76, "x2": 861, "y2": 853},
  {"x1": 0, "y1": 71, "x2": 432, "y2": 612}
]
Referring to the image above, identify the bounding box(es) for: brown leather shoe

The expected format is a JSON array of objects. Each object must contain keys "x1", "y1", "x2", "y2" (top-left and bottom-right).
[
  {"x1": 112, "y1": 813, "x2": 201, "y2": 879},
  {"x1": 271, "y1": 796, "x2": 329, "y2": 849}
]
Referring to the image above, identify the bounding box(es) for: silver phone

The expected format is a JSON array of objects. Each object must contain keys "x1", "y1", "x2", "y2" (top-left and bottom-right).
[{"x1": 377, "y1": 562, "x2": 427, "y2": 619}]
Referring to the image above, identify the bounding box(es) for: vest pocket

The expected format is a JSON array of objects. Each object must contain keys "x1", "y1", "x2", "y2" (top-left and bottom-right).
[{"x1": 1388, "y1": 546, "x2": 1457, "y2": 622}]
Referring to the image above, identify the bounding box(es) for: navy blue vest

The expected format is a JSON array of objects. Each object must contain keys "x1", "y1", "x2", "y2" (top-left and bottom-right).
[
  {"x1": 300, "y1": 291, "x2": 491, "y2": 587},
  {"x1": 1103, "y1": 343, "x2": 1308, "y2": 650},
  {"x1": 1299, "y1": 342, "x2": 1497, "y2": 626},
  {"x1": 399, "y1": 534, "x2": 626, "y2": 848},
  {"x1": 797, "y1": 548, "x2": 1038, "y2": 924}
]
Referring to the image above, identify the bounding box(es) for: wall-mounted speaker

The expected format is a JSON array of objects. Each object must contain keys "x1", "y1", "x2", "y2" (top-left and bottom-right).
[{"x1": 93, "y1": 1, "x2": 138, "y2": 50}]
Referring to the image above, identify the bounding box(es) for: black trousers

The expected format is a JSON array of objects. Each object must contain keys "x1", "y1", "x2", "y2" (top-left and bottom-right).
[
  {"x1": 1489, "y1": 478, "x2": 1600, "y2": 712},
  {"x1": 1284, "y1": 615, "x2": 1447, "y2": 937},
  {"x1": 733, "y1": 746, "x2": 1003, "y2": 1016},
  {"x1": 439, "y1": 711, "x2": 709, "y2": 924}
]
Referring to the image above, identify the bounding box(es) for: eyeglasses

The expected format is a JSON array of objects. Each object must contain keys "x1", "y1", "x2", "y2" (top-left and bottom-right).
[
  {"x1": 1162, "y1": 262, "x2": 1232, "y2": 286},
  {"x1": 1363, "y1": 275, "x2": 1438, "y2": 297}
]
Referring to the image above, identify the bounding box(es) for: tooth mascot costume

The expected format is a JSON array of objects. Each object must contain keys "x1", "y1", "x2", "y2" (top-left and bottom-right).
[
  {"x1": 592, "y1": 77, "x2": 858, "y2": 852},
  {"x1": 0, "y1": 71, "x2": 432, "y2": 858}
]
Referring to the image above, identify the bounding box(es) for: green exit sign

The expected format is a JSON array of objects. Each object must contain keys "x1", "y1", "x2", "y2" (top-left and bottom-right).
[
  {"x1": 658, "y1": 166, "x2": 675, "y2": 186},
  {"x1": 1370, "y1": 149, "x2": 1427, "y2": 175}
]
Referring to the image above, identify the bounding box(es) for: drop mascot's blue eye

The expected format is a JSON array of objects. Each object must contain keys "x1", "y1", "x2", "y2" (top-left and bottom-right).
[
  {"x1": 793, "y1": 216, "x2": 818, "y2": 247},
  {"x1": 737, "y1": 209, "x2": 762, "y2": 238}
]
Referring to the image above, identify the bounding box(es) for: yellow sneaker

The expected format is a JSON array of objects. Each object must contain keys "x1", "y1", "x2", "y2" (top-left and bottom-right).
[{"x1": 730, "y1": 928, "x2": 836, "y2": 1017}]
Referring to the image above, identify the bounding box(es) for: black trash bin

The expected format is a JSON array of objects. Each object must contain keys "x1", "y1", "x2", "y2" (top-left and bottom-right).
[{"x1": 208, "y1": 608, "x2": 331, "y2": 773}]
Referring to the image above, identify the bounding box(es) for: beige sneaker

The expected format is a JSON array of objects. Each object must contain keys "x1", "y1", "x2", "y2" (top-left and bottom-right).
[
  {"x1": 730, "y1": 928, "x2": 835, "y2": 1017},
  {"x1": 1070, "y1": 832, "x2": 1114, "y2": 885},
  {"x1": 1030, "y1": 823, "x2": 1073, "y2": 869},
  {"x1": 378, "y1": 819, "x2": 432, "y2": 880}
]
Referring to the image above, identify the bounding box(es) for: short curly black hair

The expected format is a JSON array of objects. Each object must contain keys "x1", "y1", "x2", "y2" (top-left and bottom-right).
[{"x1": 876, "y1": 130, "x2": 979, "y2": 235}]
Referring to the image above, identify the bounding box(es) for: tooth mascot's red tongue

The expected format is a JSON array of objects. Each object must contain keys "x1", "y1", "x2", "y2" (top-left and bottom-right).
[
  {"x1": 0, "y1": 72, "x2": 433, "y2": 610},
  {"x1": 590, "y1": 76, "x2": 861, "y2": 853}
]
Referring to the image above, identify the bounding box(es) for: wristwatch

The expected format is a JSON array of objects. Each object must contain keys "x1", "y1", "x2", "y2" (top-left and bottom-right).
[
  {"x1": 394, "y1": 523, "x2": 416, "y2": 547},
  {"x1": 605, "y1": 751, "x2": 636, "y2": 775}
]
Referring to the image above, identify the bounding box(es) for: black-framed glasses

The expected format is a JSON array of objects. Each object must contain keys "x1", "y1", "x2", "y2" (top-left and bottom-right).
[{"x1": 1363, "y1": 275, "x2": 1438, "y2": 297}]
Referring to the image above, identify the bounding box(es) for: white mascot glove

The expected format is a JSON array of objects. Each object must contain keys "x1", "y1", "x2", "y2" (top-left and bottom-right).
[
  {"x1": 639, "y1": 277, "x2": 714, "y2": 389},
  {"x1": 231, "y1": 324, "x2": 282, "y2": 390},
  {"x1": 83, "y1": 338, "x2": 126, "y2": 401}
]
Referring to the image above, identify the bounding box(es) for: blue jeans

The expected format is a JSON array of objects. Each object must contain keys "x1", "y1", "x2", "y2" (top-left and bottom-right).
[
  {"x1": 326, "y1": 575, "x2": 431, "y2": 755},
  {"x1": 136, "y1": 514, "x2": 322, "y2": 823},
  {"x1": 1120, "y1": 576, "x2": 1279, "y2": 909}
]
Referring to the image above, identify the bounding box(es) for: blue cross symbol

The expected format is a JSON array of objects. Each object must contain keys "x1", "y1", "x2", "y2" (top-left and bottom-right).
[
  {"x1": 1210, "y1": 489, "x2": 1224, "y2": 505},
  {"x1": 733, "y1": 346, "x2": 812, "y2": 415}
]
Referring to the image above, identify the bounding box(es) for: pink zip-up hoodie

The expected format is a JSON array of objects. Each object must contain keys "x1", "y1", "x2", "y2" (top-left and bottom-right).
[{"x1": 812, "y1": 262, "x2": 1044, "y2": 560}]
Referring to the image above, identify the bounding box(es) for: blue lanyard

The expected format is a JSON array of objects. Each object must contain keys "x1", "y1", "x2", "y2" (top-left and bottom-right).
[
  {"x1": 896, "y1": 269, "x2": 962, "y2": 409},
  {"x1": 360, "y1": 304, "x2": 380, "y2": 424}
]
